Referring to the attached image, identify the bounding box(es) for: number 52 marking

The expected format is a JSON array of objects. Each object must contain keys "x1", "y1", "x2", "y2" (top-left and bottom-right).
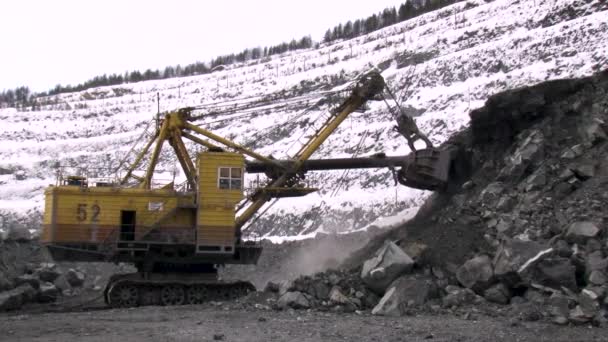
[{"x1": 76, "y1": 203, "x2": 100, "y2": 222}]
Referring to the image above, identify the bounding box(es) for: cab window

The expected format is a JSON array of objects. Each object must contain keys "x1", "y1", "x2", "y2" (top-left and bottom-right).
[{"x1": 218, "y1": 167, "x2": 242, "y2": 190}]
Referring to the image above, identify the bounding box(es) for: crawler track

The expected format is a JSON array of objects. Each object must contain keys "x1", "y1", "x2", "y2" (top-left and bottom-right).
[{"x1": 104, "y1": 273, "x2": 255, "y2": 308}]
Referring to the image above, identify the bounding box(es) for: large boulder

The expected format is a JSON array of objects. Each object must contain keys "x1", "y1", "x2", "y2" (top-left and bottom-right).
[
  {"x1": 525, "y1": 257, "x2": 578, "y2": 291},
  {"x1": 493, "y1": 239, "x2": 549, "y2": 286},
  {"x1": 277, "y1": 291, "x2": 310, "y2": 309},
  {"x1": 65, "y1": 269, "x2": 85, "y2": 287},
  {"x1": 456, "y1": 255, "x2": 493, "y2": 292},
  {"x1": 361, "y1": 241, "x2": 414, "y2": 294},
  {"x1": 371, "y1": 275, "x2": 438, "y2": 316},
  {"x1": 565, "y1": 222, "x2": 602, "y2": 244}
]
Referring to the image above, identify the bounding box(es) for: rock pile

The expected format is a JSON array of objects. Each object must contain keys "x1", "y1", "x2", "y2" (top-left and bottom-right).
[
  {"x1": 266, "y1": 70, "x2": 608, "y2": 326},
  {"x1": 0, "y1": 263, "x2": 87, "y2": 311}
]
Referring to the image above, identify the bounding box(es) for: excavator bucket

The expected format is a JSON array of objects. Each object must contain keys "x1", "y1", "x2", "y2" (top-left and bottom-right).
[{"x1": 396, "y1": 147, "x2": 456, "y2": 191}]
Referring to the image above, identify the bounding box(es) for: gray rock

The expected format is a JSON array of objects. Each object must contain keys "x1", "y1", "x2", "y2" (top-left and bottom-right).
[
  {"x1": 586, "y1": 251, "x2": 608, "y2": 272},
  {"x1": 65, "y1": 269, "x2": 85, "y2": 287},
  {"x1": 361, "y1": 290, "x2": 380, "y2": 309},
  {"x1": 462, "y1": 180, "x2": 475, "y2": 190},
  {"x1": 361, "y1": 241, "x2": 414, "y2": 294},
  {"x1": 400, "y1": 241, "x2": 428, "y2": 262},
  {"x1": 581, "y1": 117, "x2": 607, "y2": 144},
  {"x1": 528, "y1": 257, "x2": 578, "y2": 291},
  {"x1": 277, "y1": 291, "x2": 310, "y2": 309},
  {"x1": 483, "y1": 283, "x2": 511, "y2": 304},
  {"x1": 493, "y1": 239, "x2": 548, "y2": 286},
  {"x1": 310, "y1": 282, "x2": 330, "y2": 300},
  {"x1": 37, "y1": 266, "x2": 61, "y2": 283},
  {"x1": 456, "y1": 255, "x2": 493, "y2": 292},
  {"x1": 53, "y1": 274, "x2": 72, "y2": 292},
  {"x1": 0, "y1": 273, "x2": 14, "y2": 291},
  {"x1": 263, "y1": 281, "x2": 280, "y2": 293},
  {"x1": 553, "y1": 240, "x2": 572, "y2": 258},
  {"x1": 15, "y1": 274, "x2": 40, "y2": 290},
  {"x1": 498, "y1": 130, "x2": 544, "y2": 180},
  {"x1": 548, "y1": 293, "x2": 571, "y2": 318},
  {"x1": 560, "y1": 148, "x2": 577, "y2": 159},
  {"x1": 522, "y1": 167, "x2": 546, "y2": 192},
  {"x1": 372, "y1": 275, "x2": 438, "y2": 316},
  {"x1": 588, "y1": 271, "x2": 608, "y2": 286},
  {"x1": 38, "y1": 282, "x2": 59, "y2": 303},
  {"x1": 479, "y1": 182, "x2": 505, "y2": 205},
  {"x1": 558, "y1": 168, "x2": 575, "y2": 181},
  {"x1": 570, "y1": 291, "x2": 600, "y2": 324},
  {"x1": 0, "y1": 288, "x2": 23, "y2": 311},
  {"x1": 442, "y1": 287, "x2": 479, "y2": 307},
  {"x1": 329, "y1": 287, "x2": 357, "y2": 310},
  {"x1": 0, "y1": 284, "x2": 36, "y2": 311},
  {"x1": 565, "y1": 221, "x2": 602, "y2": 244},
  {"x1": 569, "y1": 305, "x2": 592, "y2": 324},
  {"x1": 571, "y1": 164, "x2": 595, "y2": 180},
  {"x1": 496, "y1": 196, "x2": 516, "y2": 212}
]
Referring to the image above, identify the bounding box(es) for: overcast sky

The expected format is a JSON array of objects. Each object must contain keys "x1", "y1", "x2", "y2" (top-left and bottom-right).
[{"x1": 0, "y1": 0, "x2": 403, "y2": 92}]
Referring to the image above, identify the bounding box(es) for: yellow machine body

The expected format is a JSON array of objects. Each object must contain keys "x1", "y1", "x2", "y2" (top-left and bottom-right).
[
  {"x1": 42, "y1": 185, "x2": 195, "y2": 244},
  {"x1": 41, "y1": 151, "x2": 244, "y2": 256}
]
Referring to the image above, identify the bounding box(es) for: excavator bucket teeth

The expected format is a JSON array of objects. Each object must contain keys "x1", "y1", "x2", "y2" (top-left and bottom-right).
[{"x1": 397, "y1": 147, "x2": 454, "y2": 191}]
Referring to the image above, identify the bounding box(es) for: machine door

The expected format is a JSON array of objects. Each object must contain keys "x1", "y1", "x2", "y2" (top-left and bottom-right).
[{"x1": 120, "y1": 210, "x2": 136, "y2": 241}]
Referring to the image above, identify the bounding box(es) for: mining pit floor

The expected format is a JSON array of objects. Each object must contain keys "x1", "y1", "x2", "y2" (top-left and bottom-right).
[{"x1": 1, "y1": 303, "x2": 606, "y2": 342}]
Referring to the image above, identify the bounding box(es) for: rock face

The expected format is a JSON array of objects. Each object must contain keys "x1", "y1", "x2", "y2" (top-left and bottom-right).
[{"x1": 361, "y1": 241, "x2": 414, "y2": 294}]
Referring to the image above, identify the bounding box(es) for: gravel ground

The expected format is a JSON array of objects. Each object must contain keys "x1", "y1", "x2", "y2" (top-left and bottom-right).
[{"x1": 1, "y1": 304, "x2": 607, "y2": 342}]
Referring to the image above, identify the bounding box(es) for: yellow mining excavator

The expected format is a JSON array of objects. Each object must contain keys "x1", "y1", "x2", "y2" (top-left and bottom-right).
[{"x1": 41, "y1": 71, "x2": 456, "y2": 307}]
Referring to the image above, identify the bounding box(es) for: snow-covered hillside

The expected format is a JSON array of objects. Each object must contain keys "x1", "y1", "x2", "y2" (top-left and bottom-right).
[{"x1": 0, "y1": 0, "x2": 606, "y2": 239}]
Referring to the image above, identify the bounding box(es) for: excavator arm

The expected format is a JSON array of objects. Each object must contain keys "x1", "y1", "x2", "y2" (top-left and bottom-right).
[{"x1": 117, "y1": 70, "x2": 455, "y2": 237}]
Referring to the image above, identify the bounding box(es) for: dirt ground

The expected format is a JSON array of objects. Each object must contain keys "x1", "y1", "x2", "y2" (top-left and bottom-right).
[{"x1": 1, "y1": 304, "x2": 606, "y2": 342}]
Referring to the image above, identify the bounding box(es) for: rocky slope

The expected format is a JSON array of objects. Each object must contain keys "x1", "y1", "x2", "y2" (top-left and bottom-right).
[
  {"x1": 0, "y1": 0, "x2": 607, "y2": 239},
  {"x1": 264, "y1": 69, "x2": 608, "y2": 325}
]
